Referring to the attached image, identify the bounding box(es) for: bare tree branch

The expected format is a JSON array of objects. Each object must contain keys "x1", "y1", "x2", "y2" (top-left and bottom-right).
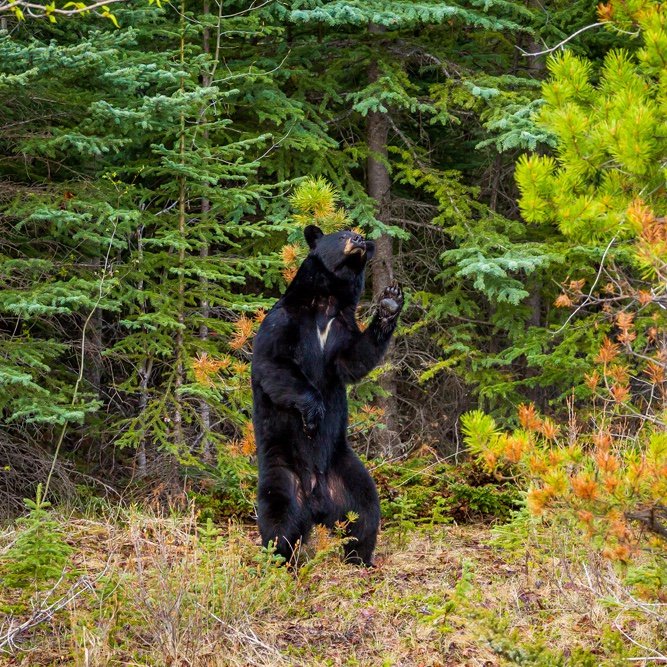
[
  {"x1": 0, "y1": 567, "x2": 108, "y2": 653},
  {"x1": 516, "y1": 22, "x2": 604, "y2": 57}
]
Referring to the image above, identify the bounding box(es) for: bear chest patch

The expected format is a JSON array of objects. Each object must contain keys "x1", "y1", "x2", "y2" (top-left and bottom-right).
[
  {"x1": 317, "y1": 318, "x2": 335, "y2": 351},
  {"x1": 314, "y1": 296, "x2": 339, "y2": 352}
]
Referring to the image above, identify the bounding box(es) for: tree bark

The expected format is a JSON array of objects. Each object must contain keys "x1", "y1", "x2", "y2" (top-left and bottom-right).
[
  {"x1": 525, "y1": 278, "x2": 543, "y2": 407},
  {"x1": 84, "y1": 256, "x2": 102, "y2": 400},
  {"x1": 367, "y1": 23, "x2": 400, "y2": 457},
  {"x1": 199, "y1": 0, "x2": 212, "y2": 462},
  {"x1": 525, "y1": 0, "x2": 546, "y2": 78},
  {"x1": 173, "y1": 0, "x2": 187, "y2": 451},
  {"x1": 523, "y1": 0, "x2": 545, "y2": 407},
  {"x1": 136, "y1": 224, "x2": 150, "y2": 479}
]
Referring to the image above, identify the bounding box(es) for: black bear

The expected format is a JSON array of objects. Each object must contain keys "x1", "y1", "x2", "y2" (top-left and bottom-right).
[{"x1": 251, "y1": 225, "x2": 403, "y2": 566}]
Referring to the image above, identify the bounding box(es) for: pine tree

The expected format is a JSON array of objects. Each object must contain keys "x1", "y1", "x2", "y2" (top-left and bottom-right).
[
  {"x1": 459, "y1": 0, "x2": 667, "y2": 549},
  {"x1": 515, "y1": 1, "x2": 666, "y2": 407}
]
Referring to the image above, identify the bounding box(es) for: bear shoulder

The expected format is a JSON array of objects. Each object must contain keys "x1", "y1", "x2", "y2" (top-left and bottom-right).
[{"x1": 254, "y1": 305, "x2": 293, "y2": 349}]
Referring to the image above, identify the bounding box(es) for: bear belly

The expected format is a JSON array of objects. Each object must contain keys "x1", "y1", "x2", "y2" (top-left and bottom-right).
[{"x1": 253, "y1": 380, "x2": 347, "y2": 472}]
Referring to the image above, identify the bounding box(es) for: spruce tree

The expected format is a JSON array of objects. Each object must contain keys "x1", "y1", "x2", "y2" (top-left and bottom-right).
[
  {"x1": 0, "y1": 2, "x2": 290, "y2": 490},
  {"x1": 217, "y1": 0, "x2": 538, "y2": 452}
]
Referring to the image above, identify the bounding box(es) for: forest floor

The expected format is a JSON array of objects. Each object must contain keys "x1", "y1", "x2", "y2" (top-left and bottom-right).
[{"x1": 0, "y1": 508, "x2": 664, "y2": 666}]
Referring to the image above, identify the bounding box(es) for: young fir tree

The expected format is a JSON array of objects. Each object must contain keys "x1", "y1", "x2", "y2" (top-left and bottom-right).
[
  {"x1": 103, "y1": 2, "x2": 290, "y2": 474},
  {"x1": 0, "y1": 2, "x2": 291, "y2": 495},
  {"x1": 0, "y1": 22, "x2": 136, "y2": 428}
]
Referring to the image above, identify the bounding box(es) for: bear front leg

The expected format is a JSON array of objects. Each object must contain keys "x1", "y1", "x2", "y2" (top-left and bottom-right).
[
  {"x1": 254, "y1": 360, "x2": 325, "y2": 437},
  {"x1": 300, "y1": 392, "x2": 326, "y2": 439},
  {"x1": 336, "y1": 283, "x2": 403, "y2": 384}
]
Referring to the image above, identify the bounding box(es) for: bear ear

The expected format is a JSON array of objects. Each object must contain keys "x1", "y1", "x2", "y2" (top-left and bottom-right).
[
  {"x1": 304, "y1": 225, "x2": 324, "y2": 249},
  {"x1": 365, "y1": 239, "x2": 376, "y2": 261}
]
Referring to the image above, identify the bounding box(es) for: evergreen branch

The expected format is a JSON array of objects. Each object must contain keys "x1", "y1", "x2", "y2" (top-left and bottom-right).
[
  {"x1": 163, "y1": 0, "x2": 273, "y2": 30},
  {"x1": 0, "y1": 0, "x2": 126, "y2": 18},
  {"x1": 386, "y1": 116, "x2": 425, "y2": 167},
  {"x1": 212, "y1": 50, "x2": 291, "y2": 86},
  {"x1": 216, "y1": 0, "x2": 273, "y2": 21},
  {"x1": 386, "y1": 217, "x2": 445, "y2": 234},
  {"x1": 167, "y1": 0, "x2": 274, "y2": 22}
]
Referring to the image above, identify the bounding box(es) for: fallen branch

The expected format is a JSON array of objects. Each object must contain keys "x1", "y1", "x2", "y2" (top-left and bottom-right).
[
  {"x1": 625, "y1": 504, "x2": 667, "y2": 541},
  {"x1": 0, "y1": 567, "x2": 108, "y2": 653}
]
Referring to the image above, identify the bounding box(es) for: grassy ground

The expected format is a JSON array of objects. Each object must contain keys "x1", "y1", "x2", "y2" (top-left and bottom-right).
[{"x1": 1, "y1": 505, "x2": 665, "y2": 666}]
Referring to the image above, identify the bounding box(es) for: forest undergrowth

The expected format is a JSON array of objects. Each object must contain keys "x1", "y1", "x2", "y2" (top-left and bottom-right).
[{"x1": 1, "y1": 470, "x2": 665, "y2": 667}]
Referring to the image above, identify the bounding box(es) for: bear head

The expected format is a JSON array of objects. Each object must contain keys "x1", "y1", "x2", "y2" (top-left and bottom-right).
[{"x1": 304, "y1": 225, "x2": 375, "y2": 281}]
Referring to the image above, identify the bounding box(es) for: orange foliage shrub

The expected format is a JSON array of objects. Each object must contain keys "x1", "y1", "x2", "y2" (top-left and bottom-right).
[
  {"x1": 464, "y1": 401, "x2": 666, "y2": 562},
  {"x1": 462, "y1": 310, "x2": 667, "y2": 563}
]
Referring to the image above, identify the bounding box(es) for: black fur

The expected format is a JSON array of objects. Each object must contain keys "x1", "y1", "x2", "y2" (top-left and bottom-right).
[{"x1": 251, "y1": 226, "x2": 403, "y2": 565}]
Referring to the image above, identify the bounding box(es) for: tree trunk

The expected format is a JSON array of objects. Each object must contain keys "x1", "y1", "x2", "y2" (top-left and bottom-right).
[
  {"x1": 84, "y1": 255, "x2": 103, "y2": 400},
  {"x1": 488, "y1": 154, "x2": 502, "y2": 213},
  {"x1": 136, "y1": 357, "x2": 152, "y2": 478},
  {"x1": 173, "y1": 0, "x2": 187, "y2": 452},
  {"x1": 525, "y1": 279, "x2": 543, "y2": 407},
  {"x1": 525, "y1": 0, "x2": 546, "y2": 78},
  {"x1": 136, "y1": 224, "x2": 150, "y2": 479},
  {"x1": 199, "y1": 0, "x2": 212, "y2": 462},
  {"x1": 367, "y1": 23, "x2": 400, "y2": 457},
  {"x1": 523, "y1": 0, "x2": 545, "y2": 407}
]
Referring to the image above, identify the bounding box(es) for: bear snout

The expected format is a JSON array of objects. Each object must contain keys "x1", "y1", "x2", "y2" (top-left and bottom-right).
[{"x1": 344, "y1": 234, "x2": 366, "y2": 256}]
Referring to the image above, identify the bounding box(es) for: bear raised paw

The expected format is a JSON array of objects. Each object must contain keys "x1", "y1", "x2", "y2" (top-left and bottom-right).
[
  {"x1": 251, "y1": 226, "x2": 403, "y2": 566},
  {"x1": 378, "y1": 282, "x2": 403, "y2": 330}
]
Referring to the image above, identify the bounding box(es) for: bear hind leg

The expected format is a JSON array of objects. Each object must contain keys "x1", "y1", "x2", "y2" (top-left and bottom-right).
[
  {"x1": 326, "y1": 452, "x2": 380, "y2": 567},
  {"x1": 257, "y1": 466, "x2": 311, "y2": 564},
  {"x1": 342, "y1": 499, "x2": 379, "y2": 567}
]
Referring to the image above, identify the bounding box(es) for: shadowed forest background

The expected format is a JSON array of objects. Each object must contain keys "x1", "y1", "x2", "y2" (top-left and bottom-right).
[{"x1": 0, "y1": 0, "x2": 665, "y2": 664}]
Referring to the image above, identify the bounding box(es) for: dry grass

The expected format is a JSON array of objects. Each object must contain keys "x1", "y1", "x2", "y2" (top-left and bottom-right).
[{"x1": 0, "y1": 508, "x2": 665, "y2": 666}]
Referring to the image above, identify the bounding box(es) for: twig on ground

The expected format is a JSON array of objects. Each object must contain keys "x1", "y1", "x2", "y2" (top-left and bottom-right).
[{"x1": 0, "y1": 566, "x2": 109, "y2": 653}]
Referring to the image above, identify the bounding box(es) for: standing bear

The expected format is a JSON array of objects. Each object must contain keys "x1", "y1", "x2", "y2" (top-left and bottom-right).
[{"x1": 251, "y1": 225, "x2": 403, "y2": 565}]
